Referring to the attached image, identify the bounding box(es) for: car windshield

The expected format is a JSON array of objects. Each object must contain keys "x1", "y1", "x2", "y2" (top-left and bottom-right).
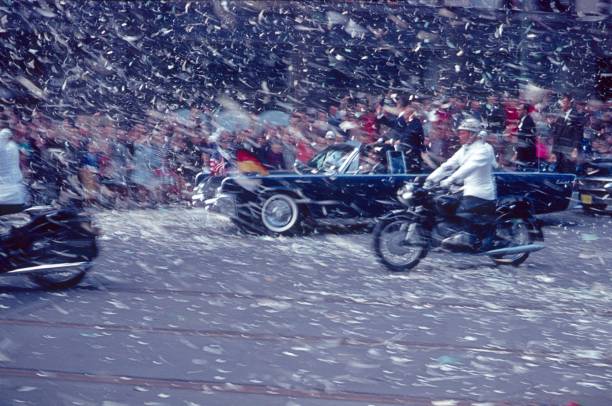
[{"x1": 307, "y1": 145, "x2": 356, "y2": 172}]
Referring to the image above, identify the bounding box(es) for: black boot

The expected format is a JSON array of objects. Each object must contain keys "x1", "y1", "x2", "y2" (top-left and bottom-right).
[{"x1": 442, "y1": 232, "x2": 478, "y2": 252}]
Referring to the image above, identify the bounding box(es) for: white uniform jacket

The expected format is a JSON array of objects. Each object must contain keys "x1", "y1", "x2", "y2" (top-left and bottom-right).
[{"x1": 426, "y1": 139, "x2": 498, "y2": 201}]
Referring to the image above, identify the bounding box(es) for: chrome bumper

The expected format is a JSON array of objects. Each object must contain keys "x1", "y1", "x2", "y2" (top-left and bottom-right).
[
  {"x1": 203, "y1": 194, "x2": 237, "y2": 217},
  {"x1": 577, "y1": 190, "x2": 612, "y2": 210},
  {"x1": 577, "y1": 177, "x2": 612, "y2": 208}
]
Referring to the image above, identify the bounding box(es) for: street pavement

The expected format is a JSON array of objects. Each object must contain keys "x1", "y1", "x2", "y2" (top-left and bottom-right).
[{"x1": 0, "y1": 207, "x2": 610, "y2": 406}]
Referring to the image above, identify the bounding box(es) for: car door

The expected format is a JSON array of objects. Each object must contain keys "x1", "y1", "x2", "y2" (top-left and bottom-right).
[
  {"x1": 336, "y1": 149, "x2": 415, "y2": 218},
  {"x1": 276, "y1": 145, "x2": 362, "y2": 219},
  {"x1": 292, "y1": 172, "x2": 351, "y2": 219},
  {"x1": 495, "y1": 171, "x2": 575, "y2": 214},
  {"x1": 336, "y1": 173, "x2": 407, "y2": 218}
]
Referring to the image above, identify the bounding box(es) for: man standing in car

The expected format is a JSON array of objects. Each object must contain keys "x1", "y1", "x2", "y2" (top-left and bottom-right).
[
  {"x1": 376, "y1": 95, "x2": 424, "y2": 173},
  {"x1": 514, "y1": 103, "x2": 537, "y2": 170},
  {"x1": 550, "y1": 94, "x2": 585, "y2": 173},
  {"x1": 483, "y1": 94, "x2": 506, "y2": 135}
]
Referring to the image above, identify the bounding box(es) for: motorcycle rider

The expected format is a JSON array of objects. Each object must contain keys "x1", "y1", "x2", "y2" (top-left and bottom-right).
[
  {"x1": 0, "y1": 128, "x2": 27, "y2": 216},
  {"x1": 425, "y1": 118, "x2": 498, "y2": 251}
]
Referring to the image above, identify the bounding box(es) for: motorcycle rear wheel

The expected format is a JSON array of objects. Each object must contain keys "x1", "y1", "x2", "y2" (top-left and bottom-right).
[
  {"x1": 28, "y1": 263, "x2": 90, "y2": 290},
  {"x1": 490, "y1": 218, "x2": 533, "y2": 267},
  {"x1": 25, "y1": 228, "x2": 97, "y2": 290},
  {"x1": 373, "y1": 219, "x2": 427, "y2": 272}
]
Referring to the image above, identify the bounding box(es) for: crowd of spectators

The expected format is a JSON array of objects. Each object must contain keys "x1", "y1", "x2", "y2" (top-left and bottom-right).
[{"x1": 1, "y1": 91, "x2": 611, "y2": 209}]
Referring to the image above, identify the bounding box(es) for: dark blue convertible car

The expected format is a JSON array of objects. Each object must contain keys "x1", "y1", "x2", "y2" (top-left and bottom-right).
[{"x1": 199, "y1": 142, "x2": 576, "y2": 235}]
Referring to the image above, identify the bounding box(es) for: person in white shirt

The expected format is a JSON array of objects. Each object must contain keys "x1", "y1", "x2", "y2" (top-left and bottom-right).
[
  {"x1": 425, "y1": 118, "x2": 498, "y2": 251},
  {"x1": 0, "y1": 128, "x2": 27, "y2": 215}
]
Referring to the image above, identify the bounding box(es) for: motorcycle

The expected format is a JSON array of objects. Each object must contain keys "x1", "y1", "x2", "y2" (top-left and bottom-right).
[
  {"x1": 0, "y1": 205, "x2": 99, "y2": 289},
  {"x1": 373, "y1": 177, "x2": 545, "y2": 272}
]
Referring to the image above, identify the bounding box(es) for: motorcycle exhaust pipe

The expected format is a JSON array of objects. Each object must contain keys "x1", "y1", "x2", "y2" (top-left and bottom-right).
[
  {"x1": 2, "y1": 261, "x2": 88, "y2": 276},
  {"x1": 481, "y1": 244, "x2": 545, "y2": 256}
]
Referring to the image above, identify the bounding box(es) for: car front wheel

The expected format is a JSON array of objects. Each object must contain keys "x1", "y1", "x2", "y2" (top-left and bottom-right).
[{"x1": 260, "y1": 194, "x2": 301, "y2": 235}]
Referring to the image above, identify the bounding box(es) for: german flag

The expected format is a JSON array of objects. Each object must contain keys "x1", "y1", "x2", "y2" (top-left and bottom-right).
[{"x1": 236, "y1": 149, "x2": 269, "y2": 176}]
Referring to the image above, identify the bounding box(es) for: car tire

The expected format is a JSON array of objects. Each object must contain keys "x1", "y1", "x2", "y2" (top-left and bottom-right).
[
  {"x1": 582, "y1": 204, "x2": 607, "y2": 215},
  {"x1": 260, "y1": 194, "x2": 302, "y2": 236}
]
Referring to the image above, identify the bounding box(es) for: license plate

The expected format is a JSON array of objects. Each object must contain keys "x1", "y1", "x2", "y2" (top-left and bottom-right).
[{"x1": 580, "y1": 194, "x2": 593, "y2": 205}]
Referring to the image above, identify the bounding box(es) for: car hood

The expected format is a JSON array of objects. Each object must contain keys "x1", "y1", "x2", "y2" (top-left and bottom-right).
[{"x1": 579, "y1": 176, "x2": 612, "y2": 182}]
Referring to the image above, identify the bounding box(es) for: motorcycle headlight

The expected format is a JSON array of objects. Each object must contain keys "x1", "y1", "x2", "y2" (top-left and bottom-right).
[{"x1": 397, "y1": 183, "x2": 414, "y2": 205}]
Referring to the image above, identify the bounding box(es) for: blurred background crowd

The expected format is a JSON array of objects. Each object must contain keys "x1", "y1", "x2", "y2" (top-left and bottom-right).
[
  {"x1": 1, "y1": 90, "x2": 610, "y2": 208},
  {"x1": 0, "y1": 1, "x2": 609, "y2": 208}
]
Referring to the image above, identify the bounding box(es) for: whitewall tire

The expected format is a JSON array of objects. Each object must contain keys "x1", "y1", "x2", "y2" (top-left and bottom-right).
[{"x1": 260, "y1": 194, "x2": 300, "y2": 234}]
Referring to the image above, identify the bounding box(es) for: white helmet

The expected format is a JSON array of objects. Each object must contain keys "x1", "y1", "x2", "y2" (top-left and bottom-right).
[{"x1": 457, "y1": 118, "x2": 482, "y2": 133}]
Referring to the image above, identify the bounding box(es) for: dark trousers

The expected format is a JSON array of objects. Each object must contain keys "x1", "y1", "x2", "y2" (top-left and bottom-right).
[
  {"x1": 0, "y1": 204, "x2": 25, "y2": 216},
  {"x1": 456, "y1": 196, "x2": 496, "y2": 241},
  {"x1": 555, "y1": 152, "x2": 576, "y2": 174},
  {"x1": 402, "y1": 152, "x2": 422, "y2": 174},
  {"x1": 395, "y1": 143, "x2": 422, "y2": 174}
]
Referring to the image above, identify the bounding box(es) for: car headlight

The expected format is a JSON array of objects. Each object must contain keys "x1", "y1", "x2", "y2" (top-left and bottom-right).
[{"x1": 604, "y1": 182, "x2": 612, "y2": 190}]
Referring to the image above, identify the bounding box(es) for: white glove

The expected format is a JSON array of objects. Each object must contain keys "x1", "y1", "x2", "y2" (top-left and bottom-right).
[{"x1": 440, "y1": 177, "x2": 453, "y2": 188}]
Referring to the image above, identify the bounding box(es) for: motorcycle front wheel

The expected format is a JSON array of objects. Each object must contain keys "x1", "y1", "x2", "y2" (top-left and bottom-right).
[{"x1": 373, "y1": 218, "x2": 428, "y2": 272}]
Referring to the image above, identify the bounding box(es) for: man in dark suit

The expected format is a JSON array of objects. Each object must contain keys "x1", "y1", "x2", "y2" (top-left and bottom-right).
[
  {"x1": 376, "y1": 95, "x2": 424, "y2": 173},
  {"x1": 514, "y1": 103, "x2": 537, "y2": 170},
  {"x1": 483, "y1": 95, "x2": 506, "y2": 136},
  {"x1": 550, "y1": 95, "x2": 585, "y2": 173}
]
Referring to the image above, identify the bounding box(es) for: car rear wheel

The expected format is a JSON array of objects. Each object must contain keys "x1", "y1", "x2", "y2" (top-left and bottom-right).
[
  {"x1": 260, "y1": 194, "x2": 302, "y2": 235},
  {"x1": 582, "y1": 204, "x2": 607, "y2": 214}
]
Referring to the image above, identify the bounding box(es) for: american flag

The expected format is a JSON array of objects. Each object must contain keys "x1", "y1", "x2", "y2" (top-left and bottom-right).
[{"x1": 209, "y1": 152, "x2": 227, "y2": 176}]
